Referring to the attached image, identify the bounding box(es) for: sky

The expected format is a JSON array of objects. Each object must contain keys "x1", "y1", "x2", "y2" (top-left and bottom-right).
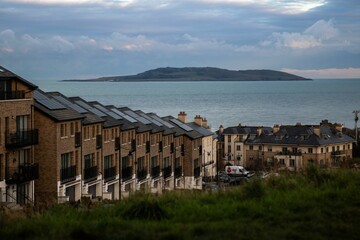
[{"x1": 0, "y1": 0, "x2": 359, "y2": 80}]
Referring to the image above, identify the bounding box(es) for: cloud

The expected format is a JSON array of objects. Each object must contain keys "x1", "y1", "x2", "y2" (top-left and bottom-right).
[
  {"x1": 282, "y1": 67, "x2": 360, "y2": 79},
  {"x1": 263, "y1": 19, "x2": 346, "y2": 50}
]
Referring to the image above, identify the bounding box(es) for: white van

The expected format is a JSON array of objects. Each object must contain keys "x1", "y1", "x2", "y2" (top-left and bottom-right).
[{"x1": 225, "y1": 165, "x2": 253, "y2": 177}]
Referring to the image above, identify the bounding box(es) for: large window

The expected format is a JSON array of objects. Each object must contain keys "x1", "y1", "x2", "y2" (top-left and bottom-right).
[
  {"x1": 61, "y1": 153, "x2": 71, "y2": 169},
  {"x1": 163, "y1": 157, "x2": 170, "y2": 168},
  {"x1": 84, "y1": 154, "x2": 94, "y2": 169},
  {"x1": 104, "y1": 155, "x2": 113, "y2": 169}
]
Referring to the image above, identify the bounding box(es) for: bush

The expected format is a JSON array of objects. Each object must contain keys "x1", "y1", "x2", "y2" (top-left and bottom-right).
[{"x1": 121, "y1": 195, "x2": 168, "y2": 221}]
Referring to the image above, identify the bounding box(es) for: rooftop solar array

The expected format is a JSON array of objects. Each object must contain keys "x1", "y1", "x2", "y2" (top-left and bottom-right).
[
  {"x1": 170, "y1": 118, "x2": 193, "y2": 132},
  {"x1": 111, "y1": 108, "x2": 137, "y2": 123},
  {"x1": 123, "y1": 110, "x2": 153, "y2": 125},
  {"x1": 34, "y1": 90, "x2": 66, "y2": 110},
  {"x1": 93, "y1": 104, "x2": 123, "y2": 120},
  {"x1": 52, "y1": 95, "x2": 88, "y2": 114},
  {"x1": 140, "y1": 113, "x2": 163, "y2": 127},
  {"x1": 75, "y1": 100, "x2": 107, "y2": 117},
  {"x1": 151, "y1": 115, "x2": 174, "y2": 128}
]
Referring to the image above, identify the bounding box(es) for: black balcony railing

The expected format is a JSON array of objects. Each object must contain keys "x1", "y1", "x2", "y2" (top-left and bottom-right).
[
  {"x1": 104, "y1": 166, "x2": 116, "y2": 181},
  {"x1": 194, "y1": 167, "x2": 201, "y2": 178},
  {"x1": 331, "y1": 150, "x2": 345, "y2": 156},
  {"x1": 163, "y1": 166, "x2": 172, "y2": 179},
  {"x1": 0, "y1": 90, "x2": 25, "y2": 100},
  {"x1": 5, "y1": 163, "x2": 39, "y2": 184},
  {"x1": 175, "y1": 166, "x2": 182, "y2": 178},
  {"x1": 151, "y1": 166, "x2": 160, "y2": 178},
  {"x1": 122, "y1": 166, "x2": 133, "y2": 181},
  {"x1": 84, "y1": 166, "x2": 98, "y2": 181},
  {"x1": 60, "y1": 165, "x2": 76, "y2": 183},
  {"x1": 137, "y1": 168, "x2": 147, "y2": 181},
  {"x1": 5, "y1": 129, "x2": 39, "y2": 148}
]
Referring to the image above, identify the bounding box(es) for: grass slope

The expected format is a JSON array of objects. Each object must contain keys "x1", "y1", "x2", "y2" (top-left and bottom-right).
[{"x1": 1, "y1": 166, "x2": 359, "y2": 240}]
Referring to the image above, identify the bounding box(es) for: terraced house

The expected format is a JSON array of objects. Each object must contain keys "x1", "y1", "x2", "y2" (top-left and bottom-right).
[
  {"x1": 0, "y1": 66, "x2": 39, "y2": 205},
  {"x1": 220, "y1": 122, "x2": 355, "y2": 171}
]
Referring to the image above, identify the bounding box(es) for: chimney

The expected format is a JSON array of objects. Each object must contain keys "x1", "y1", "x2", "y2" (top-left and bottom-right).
[
  {"x1": 219, "y1": 125, "x2": 224, "y2": 134},
  {"x1": 273, "y1": 124, "x2": 280, "y2": 133},
  {"x1": 178, "y1": 111, "x2": 187, "y2": 123},
  {"x1": 335, "y1": 123, "x2": 344, "y2": 133},
  {"x1": 194, "y1": 115, "x2": 202, "y2": 126},
  {"x1": 313, "y1": 125, "x2": 321, "y2": 137},
  {"x1": 202, "y1": 118, "x2": 208, "y2": 128}
]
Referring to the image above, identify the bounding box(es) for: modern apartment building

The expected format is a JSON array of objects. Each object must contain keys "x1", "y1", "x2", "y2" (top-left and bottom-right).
[
  {"x1": 0, "y1": 66, "x2": 39, "y2": 205},
  {"x1": 219, "y1": 122, "x2": 355, "y2": 171}
]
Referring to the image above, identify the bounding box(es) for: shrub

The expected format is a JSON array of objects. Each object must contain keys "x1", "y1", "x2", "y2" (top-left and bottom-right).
[{"x1": 122, "y1": 195, "x2": 168, "y2": 221}]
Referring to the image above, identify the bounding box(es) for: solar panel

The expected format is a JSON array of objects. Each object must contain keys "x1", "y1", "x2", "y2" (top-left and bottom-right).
[
  {"x1": 170, "y1": 118, "x2": 193, "y2": 132},
  {"x1": 111, "y1": 108, "x2": 126, "y2": 117},
  {"x1": 140, "y1": 113, "x2": 163, "y2": 126},
  {"x1": 75, "y1": 100, "x2": 92, "y2": 110},
  {"x1": 89, "y1": 107, "x2": 107, "y2": 117},
  {"x1": 123, "y1": 114, "x2": 137, "y2": 123},
  {"x1": 136, "y1": 116, "x2": 152, "y2": 125},
  {"x1": 93, "y1": 104, "x2": 123, "y2": 120},
  {"x1": 124, "y1": 110, "x2": 140, "y2": 119},
  {"x1": 34, "y1": 90, "x2": 65, "y2": 110},
  {"x1": 52, "y1": 95, "x2": 88, "y2": 114},
  {"x1": 151, "y1": 115, "x2": 174, "y2": 128},
  {"x1": 94, "y1": 104, "x2": 109, "y2": 113}
]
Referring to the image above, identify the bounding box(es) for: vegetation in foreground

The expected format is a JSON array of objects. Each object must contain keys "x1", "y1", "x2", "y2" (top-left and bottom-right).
[{"x1": 1, "y1": 166, "x2": 360, "y2": 240}]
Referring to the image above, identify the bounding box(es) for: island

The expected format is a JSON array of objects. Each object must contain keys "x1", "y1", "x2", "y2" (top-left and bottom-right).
[{"x1": 62, "y1": 67, "x2": 311, "y2": 82}]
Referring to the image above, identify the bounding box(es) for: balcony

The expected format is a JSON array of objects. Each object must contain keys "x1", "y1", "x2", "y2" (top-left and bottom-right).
[
  {"x1": 331, "y1": 150, "x2": 346, "y2": 156},
  {"x1": 5, "y1": 129, "x2": 39, "y2": 149},
  {"x1": 104, "y1": 166, "x2": 117, "y2": 181},
  {"x1": 84, "y1": 166, "x2": 98, "y2": 182},
  {"x1": 163, "y1": 166, "x2": 172, "y2": 179},
  {"x1": 175, "y1": 166, "x2": 182, "y2": 178},
  {"x1": 151, "y1": 166, "x2": 160, "y2": 178},
  {"x1": 6, "y1": 163, "x2": 39, "y2": 184},
  {"x1": 60, "y1": 165, "x2": 76, "y2": 183},
  {"x1": 122, "y1": 166, "x2": 133, "y2": 181},
  {"x1": 194, "y1": 167, "x2": 201, "y2": 178},
  {"x1": 137, "y1": 168, "x2": 147, "y2": 181},
  {"x1": 0, "y1": 90, "x2": 25, "y2": 100}
]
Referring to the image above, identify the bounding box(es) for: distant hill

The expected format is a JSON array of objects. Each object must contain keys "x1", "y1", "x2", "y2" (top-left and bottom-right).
[{"x1": 63, "y1": 67, "x2": 311, "y2": 82}]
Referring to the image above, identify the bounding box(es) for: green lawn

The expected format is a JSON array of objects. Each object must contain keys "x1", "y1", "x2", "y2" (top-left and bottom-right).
[{"x1": 1, "y1": 166, "x2": 360, "y2": 240}]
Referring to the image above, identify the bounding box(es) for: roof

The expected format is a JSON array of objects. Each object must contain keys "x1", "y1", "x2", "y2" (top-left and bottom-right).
[
  {"x1": 34, "y1": 89, "x2": 84, "y2": 122},
  {"x1": 0, "y1": 66, "x2": 38, "y2": 90},
  {"x1": 246, "y1": 125, "x2": 354, "y2": 146}
]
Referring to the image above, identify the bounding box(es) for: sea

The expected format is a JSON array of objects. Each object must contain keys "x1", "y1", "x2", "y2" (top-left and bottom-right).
[{"x1": 31, "y1": 79, "x2": 360, "y2": 132}]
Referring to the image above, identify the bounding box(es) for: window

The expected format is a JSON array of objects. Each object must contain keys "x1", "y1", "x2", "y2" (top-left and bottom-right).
[
  {"x1": 236, "y1": 145, "x2": 241, "y2": 151},
  {"x1": 70, "y1": 122, "x2": 75, "y2": 136},
  {"x1": 163, "y1": 157, "x2": 170, "y2": 168},
  {"x1": 308, "y1": 148, "x2": 313, "y2": 154},
  {"x1": 279, "y1": 159, "x2": 285, "y2": 166},
  {"x1": 18, "y1": 149, "x2": 30, "y2": 165},
  {"x1": 292, "y1": 147, "x2": 297, "y2": 154},
  {"x1": 321, "y1": 148, "x2": 323, "y2": 153},
  {"x1": 290, "y1": 159, "x2": 295, "y2": 167},
  {"x1": 227, "y1": 136, "x2": 231, "y2": 143},
  {"x1": 16, "y1": 115, "x2": 28, "y2": 132},
  {"x1": 60, "y1": 123, "x2": 67, "y2": 138},
  {"x1": 104, "y1": 155, "x2": 113, "y2": 169},
  {"x1": 282, "y1": 147, "x2": 288, "y2": 154},
  {"x1": 151, "y1": 156, "x2": 158, "y2": 167},
  {"x1": 268, "y1": 146, "x2": 272, "y2": 152},
  {"x1": 61, "y1": 153, "x2": 71, "y2": 169},
  {"x1": 259, "y1": 146, "x2": 262, "y2": 151},
  {"x1": 122, "y1": 156, "x2": 130, "y2": 168},
  {"x1": 84, "y1": 154, "x2": 94, "y2": 169},
  {"x1": 137, "y1": 156, "x2": 145, "y2": 169},
  {"x1": 249, "y1": 145, "x2": 253, "y2": 150}
]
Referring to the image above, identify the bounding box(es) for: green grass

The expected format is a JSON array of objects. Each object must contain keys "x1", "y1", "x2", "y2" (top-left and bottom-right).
[{"x1": 1, "y1": 167, "x2": 360, "y2": 240}]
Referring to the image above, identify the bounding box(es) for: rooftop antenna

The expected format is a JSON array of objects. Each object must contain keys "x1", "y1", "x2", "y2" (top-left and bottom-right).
[{"x1": 354, "y1": 110, "x2": 359, "y2": 146}]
